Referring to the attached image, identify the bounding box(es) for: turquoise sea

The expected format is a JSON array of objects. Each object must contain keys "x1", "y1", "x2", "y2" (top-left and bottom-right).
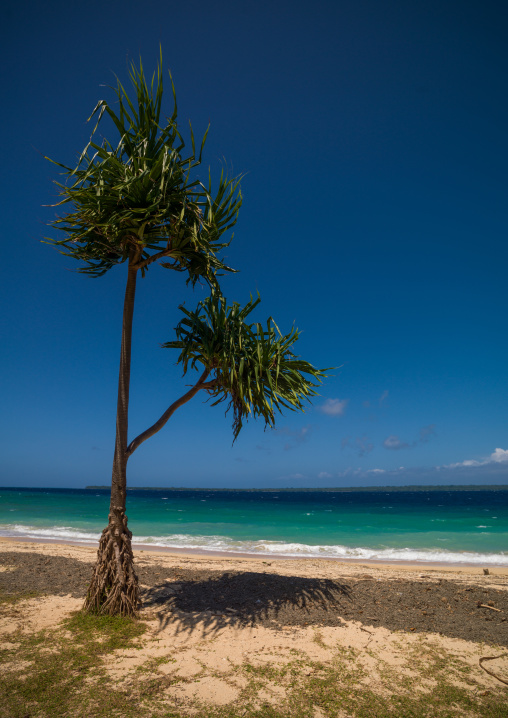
[{"x1": 0, "y1": 487, "x2": 507, "y2": 565}]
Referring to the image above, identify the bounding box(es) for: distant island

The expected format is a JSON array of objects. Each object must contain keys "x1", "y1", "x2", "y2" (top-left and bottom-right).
[{"x1": 85, "y1": 484, "x2": 508, "y2": 492}]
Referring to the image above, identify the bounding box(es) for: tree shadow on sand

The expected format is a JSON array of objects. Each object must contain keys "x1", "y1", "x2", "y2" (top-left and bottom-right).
[
  {"x1": 140, "y1": 569, "x2": 508, "y2": 647},
  {"x1": 141, "y1": 570, "x2": 352, "y2": 637}
]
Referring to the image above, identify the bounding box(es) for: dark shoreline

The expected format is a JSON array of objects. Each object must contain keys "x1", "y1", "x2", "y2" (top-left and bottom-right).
[
  {"x1": 1, "y1": 545, "x2": 508, "y2": 647},
  {"x1": 2, "y1": 484, "x2": 508, "y2": 492}
]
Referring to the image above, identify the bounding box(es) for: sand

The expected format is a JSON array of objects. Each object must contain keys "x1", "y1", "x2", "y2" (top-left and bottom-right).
[{"x1": 1, "y1": 538, "x2": 508, "y2": 715}]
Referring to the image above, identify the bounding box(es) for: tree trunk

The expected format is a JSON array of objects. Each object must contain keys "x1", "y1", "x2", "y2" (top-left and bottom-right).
[{"x1": 84, "y1": 263, "x2": 140, "y2": 616}]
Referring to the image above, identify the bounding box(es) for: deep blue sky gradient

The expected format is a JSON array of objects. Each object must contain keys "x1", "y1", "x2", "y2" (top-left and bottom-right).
[{"x1": 1, "y1": 0, "x2": 507, "y2": 488}]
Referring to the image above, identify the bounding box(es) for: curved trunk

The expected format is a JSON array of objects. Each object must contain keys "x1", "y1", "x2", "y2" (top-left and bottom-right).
[{"x1": 84, "y1": 264, "x2": 140, "y2": 616}]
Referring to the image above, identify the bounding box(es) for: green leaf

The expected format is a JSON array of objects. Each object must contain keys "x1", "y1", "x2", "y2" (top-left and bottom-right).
[{"x1": 163, "y1": 293, "x2": 333, "y2": 442}]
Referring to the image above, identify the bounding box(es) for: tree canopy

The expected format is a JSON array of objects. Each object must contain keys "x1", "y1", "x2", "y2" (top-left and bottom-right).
[
  {"x1": 164, "y1": 293, "x2": 327, "y2": 440},
  {"x1": 46, "y1": 51, "x2": 241, "y2": 285}
]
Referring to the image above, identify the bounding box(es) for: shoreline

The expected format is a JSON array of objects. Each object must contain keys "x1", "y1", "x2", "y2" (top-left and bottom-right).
[{"x1": 2, "y1": 536, "x2": 508, "y2": 575}]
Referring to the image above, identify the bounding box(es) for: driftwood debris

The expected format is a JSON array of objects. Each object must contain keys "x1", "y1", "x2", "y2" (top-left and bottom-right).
[{"x1": 479, "y1": 653, "x2": 508, "y2": 686}]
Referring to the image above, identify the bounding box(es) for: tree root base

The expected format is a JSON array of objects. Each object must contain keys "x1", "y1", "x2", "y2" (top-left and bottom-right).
[{"x1": 83, "y1": 513, "x2": 140, "y2": 617}]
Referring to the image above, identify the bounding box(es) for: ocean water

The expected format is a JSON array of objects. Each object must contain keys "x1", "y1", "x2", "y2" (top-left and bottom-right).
[{"x1": 0, "y1": 487, "x2": 507, "y2": 565}]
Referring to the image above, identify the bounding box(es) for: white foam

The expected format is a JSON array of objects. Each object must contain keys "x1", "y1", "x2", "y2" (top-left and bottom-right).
[
  {"x1": 1, "y1": 523, "x2": 507, "y2": 565},
  {"x1": 0, "y1": 524, "x2": 101, "y2": 542}
]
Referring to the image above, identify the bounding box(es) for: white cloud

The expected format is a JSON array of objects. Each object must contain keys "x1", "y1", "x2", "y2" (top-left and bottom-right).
[
  {"x1": 450, "y1": 459, "x2": 480, "y2": 467},
  {"x1": 445, "y1": 447, "x2": 508, "y2": 469},
  {"x1": 383, "y1": 435, "x2": 409, "y2": 450},
  {"x1": 490, "y1": 448, "x2": 508, "y2": 463},
  {"x1": 379, "y1": 390, "x2": 389, "y2": 405},
  {"x1": 306, "y1": 448, "x2": 508, "y2": 488},
  {"x1": 319, "y1": 398, "x2": 348, "y2": 416}
]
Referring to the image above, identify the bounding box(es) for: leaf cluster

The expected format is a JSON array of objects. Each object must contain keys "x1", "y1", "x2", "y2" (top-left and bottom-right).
[
  {"x1": 164, "y1": 293, "x2": 330, "y2": 440},
  {"x1": 46, "y1": 50, "x2": 241, "y2": 284}
]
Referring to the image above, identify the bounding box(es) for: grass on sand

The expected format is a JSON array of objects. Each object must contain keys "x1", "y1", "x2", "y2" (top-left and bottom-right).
[{"x1": 1, "y1": 589, "x2": 507, "y2": 718}]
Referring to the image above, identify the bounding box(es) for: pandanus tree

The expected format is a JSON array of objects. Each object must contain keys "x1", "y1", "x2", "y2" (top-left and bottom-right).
[{"x1": 46, "y1": 55, "x2": 327, "y2": 616}]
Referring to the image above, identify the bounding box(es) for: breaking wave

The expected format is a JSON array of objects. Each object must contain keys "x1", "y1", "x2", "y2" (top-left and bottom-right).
[{"x1": 1, "y1": 523, "x2": 507, "y2": 565}]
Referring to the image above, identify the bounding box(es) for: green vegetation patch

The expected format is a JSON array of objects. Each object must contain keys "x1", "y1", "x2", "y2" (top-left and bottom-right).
[
  {"x1": 0, "y1": 612, "x2": 148, "y2": 718},
  {"x1": 64, "y1": 611, "x2": 147, "y2": 652},
  {"x1": 1, "y1": 610, "x2": 507, "y2": 718},
  {"x1": 199, "y1": 642, "x2": 508, "y2": 718}
]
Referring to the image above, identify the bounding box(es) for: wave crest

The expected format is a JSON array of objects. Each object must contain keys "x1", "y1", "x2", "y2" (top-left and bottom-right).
[{"x1": 1, "y1": 523, "x2": 507, "y2": 565}]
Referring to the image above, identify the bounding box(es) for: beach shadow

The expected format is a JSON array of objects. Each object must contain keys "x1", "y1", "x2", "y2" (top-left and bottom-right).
[{"x1": 141, "y1": 570, "x2": 352, "y2": 637}]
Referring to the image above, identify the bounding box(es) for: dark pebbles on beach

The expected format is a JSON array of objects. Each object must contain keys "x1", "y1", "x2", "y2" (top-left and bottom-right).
[
  {"x1": 0, "y1": 552, "x2": 92, "y2": 597},
  {"x1": 1, "y1": 551, "x2": 507, "y2": 647}
]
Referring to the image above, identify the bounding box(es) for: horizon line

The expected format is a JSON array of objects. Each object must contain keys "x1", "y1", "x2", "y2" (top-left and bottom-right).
[{"x1": 2, "y1": 483, "x2": 508, "y2": 492}]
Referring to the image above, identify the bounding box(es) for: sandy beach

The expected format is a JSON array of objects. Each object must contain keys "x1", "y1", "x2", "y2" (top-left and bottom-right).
[{"x1": 1, "y1": 538, "x2": 508, "y2": 717}]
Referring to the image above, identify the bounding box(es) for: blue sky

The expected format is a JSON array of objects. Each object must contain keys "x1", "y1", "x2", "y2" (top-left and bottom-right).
[{"x1": 1, "y1": 0, "x2": 507, "y2": 488}]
